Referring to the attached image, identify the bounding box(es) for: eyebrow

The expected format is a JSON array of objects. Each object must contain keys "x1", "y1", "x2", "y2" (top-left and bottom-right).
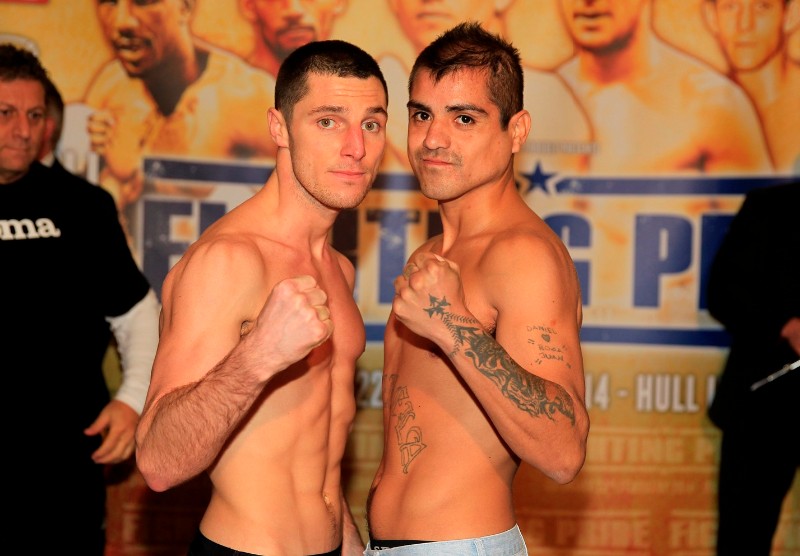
[
  {"x1": 310, "y1": 105, "x2": 347, "y2": 115},
  {"x1": 309, "y1": 105, "x2": 388, "y2": 117},
  {"x1": 407, "y1": 99, "x2": 488, "y2": 117}
]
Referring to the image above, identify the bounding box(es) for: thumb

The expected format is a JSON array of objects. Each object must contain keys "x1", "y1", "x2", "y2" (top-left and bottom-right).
[{"x1": 84, "y1": 413, "x2": 108, "y2": 437}]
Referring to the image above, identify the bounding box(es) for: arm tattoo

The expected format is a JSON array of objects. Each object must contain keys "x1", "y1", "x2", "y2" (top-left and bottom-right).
[{"x1": 426, "y1": 295, "x2": 576, "y2": 425}]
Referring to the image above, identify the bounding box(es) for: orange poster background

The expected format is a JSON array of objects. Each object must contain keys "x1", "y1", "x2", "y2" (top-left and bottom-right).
[{"x1": 2, "y1": 1, "x2": 798, "y2": 554}]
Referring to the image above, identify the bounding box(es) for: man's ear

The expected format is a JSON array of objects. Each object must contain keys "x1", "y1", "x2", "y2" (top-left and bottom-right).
[
  {"x1": 509, "y1": 109, "x2": 531, "y2": 154},
  {"x1": 38, "y1": 116, "x2": 57, "y2": 159},
  {"x1": 268, "y1": 107, "x2": 289, "y2": 149},
  {"x1": 701, "y1": 1, "x2": 720, "y2": 36}
]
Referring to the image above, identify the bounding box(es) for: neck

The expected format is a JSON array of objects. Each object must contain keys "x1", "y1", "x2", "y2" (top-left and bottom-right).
[
  {"x1": 733, "y1": 51, "x2": 793, "y2": 108},
  {"x1": 578, "y1": 24, "x2": 655, "y2": 84},
  {"x1": 143, "y1": 36, "x2": 204, "y2": 115},
  {"x1": 247, "y1": 43, "x2": 282, "y2": 77}
]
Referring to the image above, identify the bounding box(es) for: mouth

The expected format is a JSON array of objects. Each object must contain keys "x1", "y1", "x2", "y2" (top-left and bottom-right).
[
  {"x1": 3, "y1": 145, "x2": 34, "y2": 163},
  {"x1": 415, "y1": 10, "x2": 452, "y2": 20},
  {"x1": 6, "y1": 144, "x2": 31, "y2": 155},
  {"x1": 419, "y1": 156, "x2": 453, "y2": 168},
  {"x1": 113, "y1": 38, "x2": 148, "y2": 61},
  {"x1": 573, "y1": 11, "x2": 610, "y2": 22},
  {"x1": 331, "y1": 168, "x2": 367, "y2": 180},
  {"x1": 414, "y1": 10, "x2": 455, "y2": 28},
  {"x1": 277, "y1": 26, "x2": 316, "y2": 46}
]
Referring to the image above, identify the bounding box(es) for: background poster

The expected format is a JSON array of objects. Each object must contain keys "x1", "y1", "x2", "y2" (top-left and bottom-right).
[{"x1": 2, "y1": 0, "x2": 798, "y2": 554}]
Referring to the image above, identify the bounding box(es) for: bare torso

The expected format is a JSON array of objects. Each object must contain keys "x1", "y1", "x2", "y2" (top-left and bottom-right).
[
  {"x1": 368, "y1": 319, "x2": 519, "y2": 541},
  {"x1": 200, "y1": 264, "x2": 363, "y2": 553},
  {"x1": 367, "y1": 209, "x2": 574, "y2": 541},
  {"x1": 558, "y1": 37, "x2": 773, "y2": 175},
  {"x1": 738, "y1": 61, "x2": 800, "y2": 173},
  {"x1": 84, "y1": 47, "x2": 277, "y2": 208},
  {"x1": 157, "y1": 190, "x2": 364, "y2": 554}
]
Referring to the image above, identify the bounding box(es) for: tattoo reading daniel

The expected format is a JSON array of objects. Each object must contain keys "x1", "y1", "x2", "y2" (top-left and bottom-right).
[{"x1": 428, "y1": 294, "x2": 576, "y2": 425}]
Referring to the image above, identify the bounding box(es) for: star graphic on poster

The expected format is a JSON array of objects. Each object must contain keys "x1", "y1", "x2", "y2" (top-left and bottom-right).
[{"x1": 523, "y1": 161, "x2": 556, "y2": 195}]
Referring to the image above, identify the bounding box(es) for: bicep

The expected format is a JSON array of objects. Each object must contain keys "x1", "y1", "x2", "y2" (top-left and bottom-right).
[
  {"x1": 491, "y1": 242, "x2": 585, "y2": 398},
  {"x1": 146, "y1": 242, "x2": 264, "y2": 403}
]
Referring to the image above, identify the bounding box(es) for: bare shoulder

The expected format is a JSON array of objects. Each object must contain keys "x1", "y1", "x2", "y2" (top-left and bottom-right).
[
  {"x1": 479, "y1": 219, "x2": 581, "y2": 320},
  {"x1": 162, "y1": 230, "x2": 269, "y2": 321},
  {"x1": 205, "y1": 44, "x2": 276, "y2": 97},
  {"x1": 663, "y1": 45, "x2": 750, "y2": 109},
  {"x1": 84, "y1": 61, "x2": 143, "y2": 106},
  {"x1": 484, "y1": 219, "x2": 575, "y2": 279}
]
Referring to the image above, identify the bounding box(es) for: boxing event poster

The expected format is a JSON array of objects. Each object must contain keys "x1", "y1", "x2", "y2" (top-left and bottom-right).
[{"x1": 2, "y1": 0, "x2": 798, "y2": 554}]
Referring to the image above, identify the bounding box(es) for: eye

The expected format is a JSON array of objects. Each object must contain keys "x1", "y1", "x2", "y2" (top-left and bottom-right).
[
  {"x1": 456, "y1": 115, "x2": 474, "y2": 125},
  {"x1": 755, "y1": 0, "x2": 775, "y2": 12},
  {"x1": 411, "y1": 111, "x2": 430, "y2": 122},
  {"x1": 363, "y1": 121, "x2": 381, "y2": 132},
  {"x1": 318, "y1": 118, "x2": 335, "y2": 129}
]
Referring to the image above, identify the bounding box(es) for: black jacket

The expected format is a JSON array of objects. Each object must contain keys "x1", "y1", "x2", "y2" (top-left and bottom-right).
[{"x1": 707, "y1": 182, "x2": 800, "y2": 431}]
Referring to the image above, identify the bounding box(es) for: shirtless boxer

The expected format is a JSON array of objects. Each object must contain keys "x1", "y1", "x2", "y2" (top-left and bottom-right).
[
  {"x1": 84, "y1": 0, "x2": 278, "y2": 214},
  {"x1": 380, "y1": 0, "x2": 593, "y2": 175},
  {"x1": 239, "y1": 0, "x2": 348, "y2": 78},
  {"x1": 134, "y1": 39, "x2": 388, "y2": 556},
  {"x1": 703, "y1": 0, "x2": 800, "y2": 173},
  {"x1": 557, "y1": 0, "x2": 773, "y2": 175},
  {"x1": 365, "y1": 22, "x2": 590, "y2": 555}
]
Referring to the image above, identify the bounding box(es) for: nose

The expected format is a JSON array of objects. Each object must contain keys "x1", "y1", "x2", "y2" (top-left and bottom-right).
[
  {"x1": 13, "y1": 113, "x2": 32, "y2": 140},
  {"x1": 737, "y1": 3, "x2": 755, "y2": 31},
  {"x1": 112, "y1": 0, "x2": 139, "y2": 31},
  {"x1": 421, "y1": 117, "x2": 450, "y2": 151},
  {"x1": 341, "y1": 126, "x2": 366, "y2": 160}
]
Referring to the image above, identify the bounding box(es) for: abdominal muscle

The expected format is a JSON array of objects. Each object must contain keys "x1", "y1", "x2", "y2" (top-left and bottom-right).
[
  {"x1": 199, "y1": 355, "x2": 355, "y2": 555},
  {"x1": 368, "y1": 328, "x2": 519, "y2": 541}
]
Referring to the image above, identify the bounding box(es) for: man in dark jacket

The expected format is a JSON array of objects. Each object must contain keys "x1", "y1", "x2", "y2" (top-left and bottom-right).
[
  {"x1": 707, "y1": 181, "x2": 799, "y2": 556},
  {"x1": 0, "y1": 42, "x2": 159, "y2": 555}
]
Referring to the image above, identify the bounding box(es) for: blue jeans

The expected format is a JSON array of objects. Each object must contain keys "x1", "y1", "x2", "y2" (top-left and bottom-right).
[{"x1": 364, "y1": 524, "x2": 528, "y2": 556}]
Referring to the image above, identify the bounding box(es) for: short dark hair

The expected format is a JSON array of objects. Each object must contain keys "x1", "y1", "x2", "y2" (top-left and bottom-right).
[
  {"x1": 44, "y1": 78, "x2": 65, "y2": 147},
  {"x1": 275, "y1": 39, "x2": 388, "y2": 123},
  {"x1": 408, "y1": 21, "x2": 523, "y2": 129},
  {"x1": 0, "y1": 42, "x2": 51, "y2": 97}
]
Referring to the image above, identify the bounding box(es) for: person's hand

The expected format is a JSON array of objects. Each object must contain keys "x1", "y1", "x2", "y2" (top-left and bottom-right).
[
  {"x1": 87, "y1": 107, "x2": 145, "y2": 207},
  {"x1": 249, "y1": 275, "x2": 334, "y2": 377},
  {"x1": 392, "y1": 252, "x2": 469, "y2": 346},
  {"x1": 85, "y1": 399, "x2": 139, "y2": 464},
  {"x1": 780, "y1": 317, "x2": 800, "y2": 355}
]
